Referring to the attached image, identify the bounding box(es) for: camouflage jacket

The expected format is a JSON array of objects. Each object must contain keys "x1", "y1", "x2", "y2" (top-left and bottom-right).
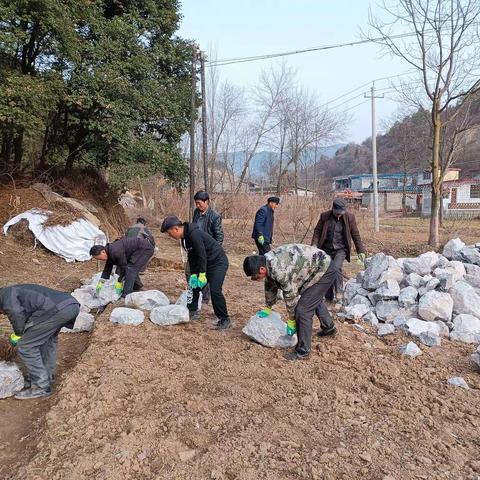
[{"x1": 264, "y1": 244, "x2": 331, "y2": 318}]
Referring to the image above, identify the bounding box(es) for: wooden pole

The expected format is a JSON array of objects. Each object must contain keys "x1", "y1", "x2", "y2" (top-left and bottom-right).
[
  {"x1": 189, "y1": 45, "x2": 197, "y2": 222},
  {"x1": 200, "y1": 51, "x2": 208, "y2": 191}
]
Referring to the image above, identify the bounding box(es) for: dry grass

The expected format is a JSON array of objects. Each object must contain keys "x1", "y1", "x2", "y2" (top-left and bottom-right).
[
  {"x1": 42, "y1": 201, "x2": 85, "y2": 228},
  {"x1": 0, "y1": 337, "x2": 16, "y2": 362}
]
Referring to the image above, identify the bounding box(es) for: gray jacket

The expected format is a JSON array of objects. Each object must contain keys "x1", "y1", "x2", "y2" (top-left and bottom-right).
[
  {"x1": 125, "y1": 222, "x2": 155, "y2": 247},
  {"x1": 0, "y1": 284, "x2": 79, "y2": 335}
]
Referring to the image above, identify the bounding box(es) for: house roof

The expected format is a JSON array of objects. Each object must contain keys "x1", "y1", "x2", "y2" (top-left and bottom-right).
[{"x1": 420, "y1": 178, "x2": 480, "y2": 189}]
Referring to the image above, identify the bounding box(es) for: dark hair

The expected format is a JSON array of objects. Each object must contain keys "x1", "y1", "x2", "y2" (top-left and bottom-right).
[
  {"x1": 243, "y1": 255, "x2": 266, "y2": 276},
  {"x1": 136, "y1": 217, "x2": 147, "y2": 225},
  {"x1": 267, "y1": 196, "x2": 280, "y2": 204},
  {"x1": 194, "y1": 190, "x2": 210, "y2": 202},
  {"x1": 90, "y1": 245, "x2": 107, "y2": 257}
]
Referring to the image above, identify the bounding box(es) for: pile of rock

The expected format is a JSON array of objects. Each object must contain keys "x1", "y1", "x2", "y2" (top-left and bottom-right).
[
  {"x1": 341, "y1": 238, "x2": 480, "y2": 356},
  {"x1": 109, "y1": 290, "x2": 189, "y2": 326}
]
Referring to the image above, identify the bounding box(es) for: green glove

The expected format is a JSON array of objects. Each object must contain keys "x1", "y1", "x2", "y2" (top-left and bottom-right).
[
  {"x1": 198, "y1": 272, "x2": 207, "y2": 288},
  {"x1": 286, "y1": 319, "x2": 296, "y2": 336},
  {"x1": 258, "y1": 235, "x2": 265, "y2": 245},
  {"x1": 96, "y1": 280, "x2": 105, "y2": 294},
  {"x1": 357, "y1": 253, "x2": 366, "y2": 268},
  {"x1": 9, "y1": 333, "x2": 21, "y2": 346},
  {"x1": 189, "y1": 274, "x2": 199, "y2": 289},
  {"x1": 256, "y1": 307, "x2": 272, "y2": 318},
  {"x1": 114, "y1": 281, "x2": 123, "y2": 295}
]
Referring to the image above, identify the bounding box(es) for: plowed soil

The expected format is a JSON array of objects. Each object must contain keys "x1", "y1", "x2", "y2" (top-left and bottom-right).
[{"x1": 1, "y1": 188, "x2": 480, "y2": 480}]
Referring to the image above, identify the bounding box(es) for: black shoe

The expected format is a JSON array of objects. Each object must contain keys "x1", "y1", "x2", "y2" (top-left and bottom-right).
[
  {"x1": 15, "y1": 386, "x2": 52, "y2": 400},
  {"x1": 189, "y1": 310, "x2": 201, "y2": 321},
  {"x1": 216, "y1": 318, "x2": 231, "y2": 330},
  {"x1": 284, "y1": 349, "x2": 310, "y2": 361},
  {"x1": 317, "y1": 326, "x2": 337, "y2": 338}
]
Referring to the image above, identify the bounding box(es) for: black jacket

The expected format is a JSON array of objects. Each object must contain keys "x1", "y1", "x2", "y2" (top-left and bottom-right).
[
  {"x1": 101, "y1": 237, "x2": 154, "y2": 280},
  {"x1": 0, "y1": 284, "x2": 78, "y2": 335},
  {"x1": 192, "y1": 207, "x2": 224, "y2": 244},
  {"x1": 182, "y1": 223, "x2": 227, "y2": 274},
  {"x1": 125, "y1": 222, "x2": 155, "y2": 247},
  {"x1": 252, "y1": 204, "x2": 275, "y2": 243}
]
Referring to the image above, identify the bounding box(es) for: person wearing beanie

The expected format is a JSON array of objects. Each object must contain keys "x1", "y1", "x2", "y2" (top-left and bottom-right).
[
  {"x1": 252, "y1": 196, "x2": 280, "y2": 254},
  {"x1": 311, "y1": 199, "x2": 366, "y2": 302},
  {"x1": 161, "y1": 215, "x2": 231, "y2": 330}
]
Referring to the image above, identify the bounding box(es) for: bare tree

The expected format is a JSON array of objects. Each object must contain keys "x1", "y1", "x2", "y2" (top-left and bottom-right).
[{"x1": 368, "y1": 0, "x2": 480, "y2": 246}]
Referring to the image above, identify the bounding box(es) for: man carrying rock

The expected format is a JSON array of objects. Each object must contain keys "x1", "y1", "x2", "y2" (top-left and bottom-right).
[
  {"x1": 125, "y1": 217, "x2": 155, "y2": 247},
  {"x1": 0, "y1": 284, "x2": 80, "y2": 399},
  {"x1": 243, "y1": 244, "x2": 336, "y2": 361},
  {"x1": 311, "y1": 198, "x2": 366, "y2": 302},
  {"x1": 252, "y1": 196, "x2": 280, "y2": 255},
  {"x1": 189, "y1": 191, "x2": 224, "y2": 304},
  {"x1": 161, "y1": 215, "x2": 231, "y2": 330},
  {"x1": 90, "y1": 236, "x2": 154, "y2": 298}
]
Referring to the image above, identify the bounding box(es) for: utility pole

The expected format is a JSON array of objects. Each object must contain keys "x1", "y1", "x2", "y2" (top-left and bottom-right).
[
  {"x1": 200, "y1": 51, "x2": 208, "y2": 191},
  {"x1": 365, "y1": 82, "x2": 384, "y2": 233},
  {"x1": 189, "y1": 45, "x2": 197, "y2": 222}
]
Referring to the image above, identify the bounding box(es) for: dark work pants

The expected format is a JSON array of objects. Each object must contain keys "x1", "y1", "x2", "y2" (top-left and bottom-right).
[
  {"x1": 17, "y1": 303, "x2": 80, "y2": 390},
  {"x1": 295, "y1": 266, "x2": 337, "y2": 354},
  {"x1": 185, "y1": 261, "x2": 210, "y2": 303},
  {"x1": 324, "y1": 248, "x2": 347, "y2": 300},
  {"x1": 119, "y1": 245, "x2": 154, "y2": 297},
  {"x1": 188, "y1": 257, "x2": 229, "y2": 322},
  {"x1": 255, "y1": 240, "x2": 271, "y2": 255}
]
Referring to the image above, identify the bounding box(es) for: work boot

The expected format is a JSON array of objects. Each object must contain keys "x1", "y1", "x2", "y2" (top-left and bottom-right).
[
  {"x1": 15, "y1": 386, "x2": 52, "y2": 400},
  {"x1": 283, "y1": 349, "x2": 310, "y2": 361},
  {"x1": 216, "y1": 318, "x2": 231, "y2": 330},
  {"x1": 317, "y1": 326, "x2": 337, "y2": 338},
  {"x1": 189, "y1": 310, "x2": 201, "y2": 321}
]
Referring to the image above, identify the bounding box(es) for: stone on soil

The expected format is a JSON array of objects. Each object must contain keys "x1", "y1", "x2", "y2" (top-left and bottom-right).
[
  {"x1": 61, "y1": 312, "x2": 94, "y2": 333},
  {"x1": 459, "y1": 246, "x2": 480, "y2": 266},
  {"x1": 349, "y1": 295, "x2": 371, "y2": 307},
  {"x1": 377, "y1": 324, "x2": 395, "y2": 336},
  {"x1": 242, "y1": 312, "x2": 296, "y2": 348},
  {"x1": 362, "y1": 253, "x2": 393, "y2": 290},
  {"x1": 363, "y1": 311, "x2": 379, "y2": 327},
  {"x1": 375, "y1": 301, "x2": 400, "y2": 323},
  {"x1": 345, "y1": 303, "x2": 370, "y2": 320},
  {"x1": 0, "y1": 361, "x2": 24, "y2": 399},
  {"x1": 110, "y1": 307, "x2": 144, "y2": 325},
  {"x1": 405, "y1": 318, "x2": 446, "y2": 338},
  {"x1": 447, "y1": 377, "x2": 469, "y2": 389},
  {"x1": 371, "y1": 280, "x2": 400, "y2": 303},
  {"x1": 450, "y1": 314, "x2": 480, "y2": 344},
  {"x1": 442, "y1": 238, "x2": 465, "y2": 260},
  {"x1": 450, "y1": 281, "x2": 480, "y2": 318},
  {"x1": 150, "y1": 305, "x2": 190, "y2": 326},
  {"x1": 403, "y1": 257, "x2": 432, "y2": 276},
  {"x1": 471, "y1": 346, "x2": 480, "y2": 368},
  {"x1": 417, "y1": 290, "x2": 453, "y2": 322},
  {"x1": 399, "y1": 342, "x2": 422, "y2": 357},
  {"x1": 418, "y1": 331, "x2": 441, "y2": 347},
  {"x1": 125, "y1": 290, "x2": 170, "y2": 310}
]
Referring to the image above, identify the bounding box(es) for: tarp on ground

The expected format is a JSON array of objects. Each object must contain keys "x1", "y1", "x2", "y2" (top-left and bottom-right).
[{"x1": 3, "y1": 209, "x2": 107, "y2": 262}]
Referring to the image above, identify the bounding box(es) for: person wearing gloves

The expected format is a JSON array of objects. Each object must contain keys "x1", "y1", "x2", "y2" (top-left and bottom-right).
[
  {"x1": 161, "y1": 215, "x2": 231, "y2": 330},
  {"x1": 252, "y1": 196, "x2": 280, "y2": 255},
  {"x1": 311, "y1": 198, "x2": 366, "y2": 302},
  {"x1": 89, "y1": 236, "x2": 154, "y2": 299},
  {"x1": 243, "y1": 244, "x2": 336, "y2": 361},
  {"x1": 0, "y1": 284, "x2": 80, "y2": 399}
]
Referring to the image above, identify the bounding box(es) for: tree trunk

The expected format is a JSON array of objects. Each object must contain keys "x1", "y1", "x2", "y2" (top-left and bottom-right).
[
  {"x1": 13, "y1": 130, "x2": 24, "y2": 168},
  {"x1": 38, "y1": 122, "x2": 50, "y2": 170},
  {"x1": 428, "y1": 115, "x2": 442, "y2": 247}
]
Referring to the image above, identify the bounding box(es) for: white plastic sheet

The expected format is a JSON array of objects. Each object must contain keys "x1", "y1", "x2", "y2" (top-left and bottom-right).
[{"x1": 3, "y1": 209, "x2": 106, "y2": 262}]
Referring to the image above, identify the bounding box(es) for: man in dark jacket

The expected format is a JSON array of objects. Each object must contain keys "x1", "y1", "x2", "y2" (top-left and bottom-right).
[
  {"x1": 161, "y1": 215, "x2": 231, "y2": 330},
  {"x1": 252, "y1": 196, "x2": 280, "y2": 254},
  {"x1": 311, "y1": 199, "x2": 366, "y2": 301},
  {"x1": 0, "y1": 284, "x2": 80, "y2": 399},
  {"x1": 125, "y1": 217, "x2": 155, "y2": 247},
  {"x1": 190, "y1": 191, "x2": 224, "y2": 304},
  {"x1": 90, "y1": 236, "x2": 154, "y2": 298}
]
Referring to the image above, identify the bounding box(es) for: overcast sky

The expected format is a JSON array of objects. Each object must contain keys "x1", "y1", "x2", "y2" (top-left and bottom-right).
[{"x1": 177, "y1": 0, "x2": 411, "y2": 145}]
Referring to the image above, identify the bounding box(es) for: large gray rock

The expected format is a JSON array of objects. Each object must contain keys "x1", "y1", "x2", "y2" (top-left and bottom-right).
[
  {"x1": 447, "y1": 377, "x2": 469, "y2": 389},
  {"x1": 399, "y1": 342, "x2": 422, "y2": 357},
  {"x1": 362, "y1": 253, "x2": 394, "y2": 291},
  {"x1": 405, "y1": 317, "x2": 447, "y2": 338},
  {"x1": 465, "y1": 263, "x2": 480, "y2": 277},
  {"x1": 242, "y1": 312, "x2": 296, "y2": 348},
  {"x1": 110, "y1": 307, "x2": 144, "y2": 325},
  {"x1": 125, "y1": 290, "x2": 170, "y2": 310},
  {"x1": 459, "y1": 246, "x2": 480, "y2": 266},
  {"x1": 450, "y1": 314, "x2": 480, "y2": 344},
  {"x1": 442, "y1": 238, "x2": 465, "y2": 260},
  {"x1": 405, "y1": 273, "x2": 423, "y2": 289},
  {"x1": 418, "y1": 331, "x2": 441, "y2": 347},
  {"x1": 0, "y1": 362, "x2": 24, "y2": 398},
  {"x1": 349, "y1": 295, "x2": 371, "y2": 307},
  {"x1": 375, "y1": 300, "x2": 401, "y2": 323},
  {"x1": 403, "y1": 257, "x2": 432, "y2": 276},
  {"x1": 72, "y1": 284, "x2": 120, "y2": 312},
  {"x1": 417, "y1": 291, "x2": 453, "y2": 322},
  {"x1": 434, "y1": 266, "x2": 463, "y2": 291},
  {"x1": 61, "y1": 312, "x2": 94, "y2": 333},
  {"x1": 471, "y1": 345, "x2": 480, "y2": 368},
  {"x1": 371, "y1": 280, "x2": 400, "y2": 303},
  {"x1": 344, "y1": 279, "x2": 362, "y2": 304},
  {"x1": 464, "y1": 274, "x2": 480, "y2": 289},
  {"x1": 450, "y1": 281, "x2": 480, "y2": 318},
  {"x1": 363, "y1": 311, "x2": 379, "y2": 327},
  {"x1": 398, "y1": 286, "x2": 418, "y2": 308},
  {"x1": 378, "y1": 264, "x2": 404, "y2": 285},
  {"x1": 150, "y1": 305, "x2": 190, "y2": 326},
  {"x1": 419, "y1": 251, "x2": 441, "y2": 269},
  {"x1": 377, "y1": 324, "x2": 395, "y2": 336},
  {"x1": 418, "y1": 277, "x2": 440, "y2": 296},
  {"x1": 345, "y1": 303, "x2": 370, "y2": 320}
]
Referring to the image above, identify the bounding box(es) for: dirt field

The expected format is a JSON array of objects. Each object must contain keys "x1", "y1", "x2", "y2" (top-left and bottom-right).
[{"x1": 1, "y1": 188, "x2": 480, "y2": 480}]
